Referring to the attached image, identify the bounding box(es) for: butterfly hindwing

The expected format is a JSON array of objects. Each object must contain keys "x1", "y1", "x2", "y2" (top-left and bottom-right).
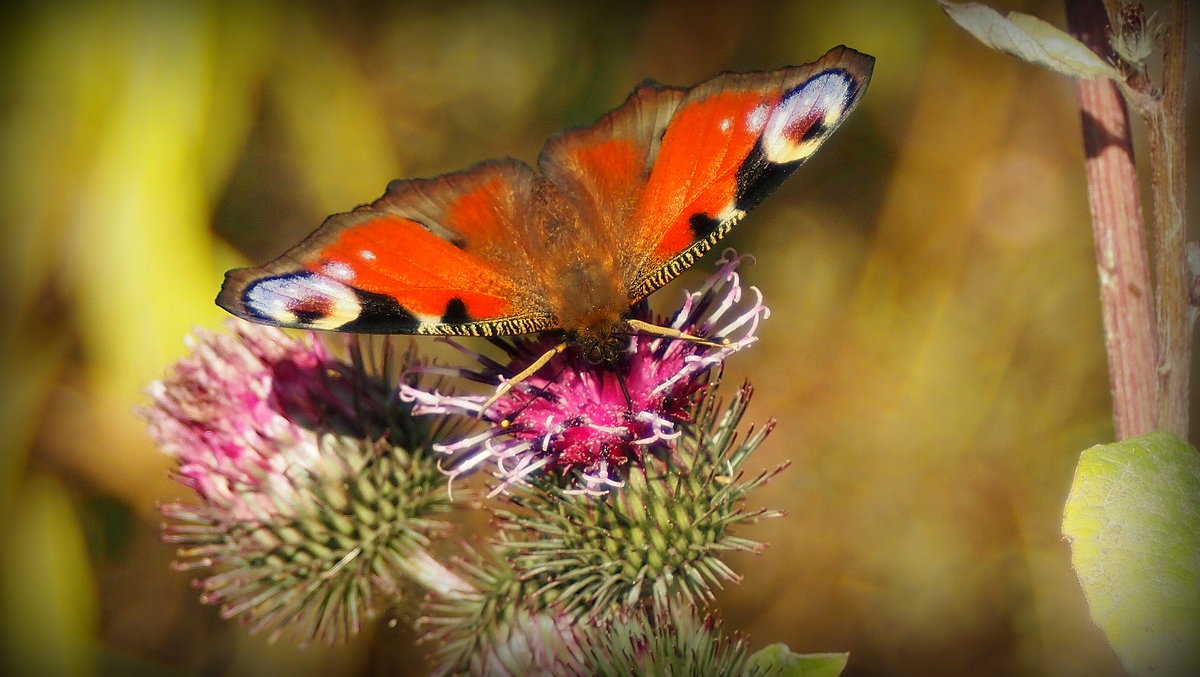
[
  {"x1": 537, "y1": 83, "x2": 686, "y2": 253},
  {"x1": 624, "y1": 45, "x2": 874, "y2": 300},
  {"x1": 218, "y1": 159, "x2": 557, "y2": 335}
]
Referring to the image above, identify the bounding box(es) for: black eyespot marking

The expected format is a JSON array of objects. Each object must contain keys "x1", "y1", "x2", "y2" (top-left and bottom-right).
[
  {"x1": 442, "y1": 297, "x2": 472, "y2": 325},
  {"x1": 733, "y1": 142, "x2": 801, "y2": 212},
  {"x1": 800, "y1": 119, "x2": 828, "y2": 141},
  {"x1": 689, "y1": 212, "x2": 721, "y2": 241},
  {"x1": 338, "y1": 288, "x2": 419, "y2": 333},
  {"x1": 290, "y1": 299, "x2": 333, "y2": 324}
]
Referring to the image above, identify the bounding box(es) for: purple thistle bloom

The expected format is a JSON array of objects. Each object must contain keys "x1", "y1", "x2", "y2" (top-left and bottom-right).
[
  {"x1": 142, "y1": 321, "x2": 363, "y2": 521},
  {"x1": 400, "y1": 250, "x2": 769, "y2": 496},
  {"x1": 141, "y1": 321, "x2": 456, "y2": 644}
]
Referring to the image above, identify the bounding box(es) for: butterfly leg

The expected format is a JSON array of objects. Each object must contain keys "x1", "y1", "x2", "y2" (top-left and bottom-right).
[
  {"x1": 625, "y1": 319, "x2": 728, "y2": 347},
  {"x1": 481, "y1": 341, "x2": 567, "y2": 417},
  {"x1": 614, "y1": 370, "x2": 633, "y2": 409}
]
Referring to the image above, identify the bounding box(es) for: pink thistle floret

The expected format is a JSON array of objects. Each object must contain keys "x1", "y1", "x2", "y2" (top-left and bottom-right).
[
  {"x1": 400, "y1": 250, "x2": 769, "y2": 496},
  {"x1": 141, "y1": 320, "x2": 388, "y2": 521},
  {"x1": 142, "y1": 321, "x2": 458, "y2": 645}
]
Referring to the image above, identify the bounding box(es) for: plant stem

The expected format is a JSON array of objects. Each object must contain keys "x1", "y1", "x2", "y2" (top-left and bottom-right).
[
  {"x1": 1066, "y1": 0, "x2": 1158, "y2": 440},
  {"x1": 1141, "y1": 0, "x2": 1190, "y2": 439}
]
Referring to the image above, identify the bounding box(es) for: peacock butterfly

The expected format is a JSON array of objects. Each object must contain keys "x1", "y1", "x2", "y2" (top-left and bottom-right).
[{"x1": 218, "y1": 45, "x2": 873, "y2": 364}]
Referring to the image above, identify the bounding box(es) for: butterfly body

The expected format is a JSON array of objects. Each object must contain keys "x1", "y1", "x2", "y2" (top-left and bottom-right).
[{"x1": 218, "y1": 46, "x2": 874, "y2": 360}]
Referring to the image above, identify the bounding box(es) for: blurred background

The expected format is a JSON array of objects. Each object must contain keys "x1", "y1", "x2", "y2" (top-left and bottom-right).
[{"x1": 2, "y1": 0, "x2": 1196, "y2": 675}]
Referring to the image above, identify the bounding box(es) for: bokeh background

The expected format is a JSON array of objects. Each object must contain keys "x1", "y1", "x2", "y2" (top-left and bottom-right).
[{"x1": 2, "y1": 0, "x2": 1196, "y2": 675}]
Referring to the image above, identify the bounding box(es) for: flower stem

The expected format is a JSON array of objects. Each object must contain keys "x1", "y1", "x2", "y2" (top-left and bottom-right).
[
  {"x1": 1066, "y1": 0, "x2": 1158, "y2": 440},
  {"x1": 1140, "y1": 0, "x2": 1190, "y2": 439}
]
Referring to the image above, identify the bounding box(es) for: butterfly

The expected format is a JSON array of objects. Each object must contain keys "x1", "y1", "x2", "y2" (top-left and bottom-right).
[{"x1": 218, "y1": 45, "x2": 873, "y2": 373}]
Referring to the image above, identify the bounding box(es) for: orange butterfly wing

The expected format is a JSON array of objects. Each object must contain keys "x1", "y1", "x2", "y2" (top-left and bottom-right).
[
  {"x1": 539, "y1": 45, "x2": 873, "y2": 302},
  {"x1": 628, "y1": 45, "x2": 873, "y2": 298},
  {"x1": 218, "y1": 159, "x2": 557, "y2": 335},
  {"x1": 538, "y1": 84, "x2": 687, "y2": 257},
  {"x1": 219, "y1": 46, "x2": 873, "y2": 339}
]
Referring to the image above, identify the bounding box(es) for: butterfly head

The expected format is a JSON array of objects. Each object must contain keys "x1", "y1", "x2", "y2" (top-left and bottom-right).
[{"x1": 570, "y1": 322, "x2": 629, "y2": 365}]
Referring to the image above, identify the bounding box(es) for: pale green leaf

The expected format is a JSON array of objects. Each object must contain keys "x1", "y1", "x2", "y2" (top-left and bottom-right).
[
  {"x1": 1, "y1": 474, "x2": 98, "y2": 676},
  {"x1": 938, "y1": 1, "x2": 1123, "y2": 81},
  {"x1": 744, "y1": 645, "x2": 848, "y2": 677},
  {"x1": 1062, "y1": 431, "x2": 1200, "y2": 677}
]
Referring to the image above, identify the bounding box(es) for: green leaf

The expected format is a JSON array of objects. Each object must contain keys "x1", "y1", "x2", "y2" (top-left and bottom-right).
[
  {"x1": 744, "y1": 645, "x2": 848, "y2": 677},
  {"x1": 938, "y1": 1, "x2": 1124, "y2": 81},
  {"x1": 1062, "y1": 431, "x2": 1200, "y2": 677},
  {"x1": 1, "y1": 474, "x2": 98, "y2": 676}
]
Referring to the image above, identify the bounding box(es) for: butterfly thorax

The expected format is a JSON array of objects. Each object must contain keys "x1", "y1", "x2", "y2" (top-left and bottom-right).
[
  {"x1": 553, "y1": 260, "x2": 629, "y2": 364},
  {"x1": 526, "y1": 180, "x2": 631, "y2": 364}
]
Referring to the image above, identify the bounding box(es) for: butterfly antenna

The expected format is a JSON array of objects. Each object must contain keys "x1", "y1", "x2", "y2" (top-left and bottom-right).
[
  {"x1": 625, "y1": 318, "x2": 728, "y2": 347},
  {"x1": 478, "y1": 342, "x2": 567, "y2": 417}
]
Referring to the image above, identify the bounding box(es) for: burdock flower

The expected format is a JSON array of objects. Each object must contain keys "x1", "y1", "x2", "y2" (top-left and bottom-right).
[
  {"x1": 420, "y1": 380, "x2": 785, "y2": 674},
  {"x1": 141, "y1": 321, "x2": 462, "y2": 644},
  {"x1": 424, "y1": 601, "x2": 749, "y2": 676},
  {"x1": 400, "y1": 251, "x2": 769, "y2": 495}
]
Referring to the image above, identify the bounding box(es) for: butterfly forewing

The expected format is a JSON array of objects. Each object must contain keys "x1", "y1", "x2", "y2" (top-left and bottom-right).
[
  {"x1": 218, "y1": 159, "x2": 557, "y2": 336},
  {"x1": 537, "y1": 84, "x2": 686, "y2": 248},
  {"x1": 623, "y1": 45, "x2": 873, "y2": 300}
]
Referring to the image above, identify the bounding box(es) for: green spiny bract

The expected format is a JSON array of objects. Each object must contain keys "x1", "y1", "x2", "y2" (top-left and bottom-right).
[
  {"x1": 154, "y1": 330, "x2": 455, "y2": 645},
  {"x1": 421, "y1": 379, "x2": 784, "y2": 673},
  {"x1": 164, "y1": 429, "x2": 452, "y2": 645}
]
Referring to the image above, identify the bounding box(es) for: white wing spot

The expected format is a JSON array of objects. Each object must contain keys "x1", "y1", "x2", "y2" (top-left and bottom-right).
[
  {"x1": 359, "y1": 249, "x2": 377, "y2": 261},
  {"x1": 719, "y1": 117, "x2": 733, "y2": 133},
  {"x1": 323, "y1": 260, "x2": 355, "y2": 281},
  {"x1": 716, "y1": 204, "x2": 746, "y2": 224},
  {"x1": 414, "y1": 314, "x2": 444, "y2": 332},
  {"x1": 746, "y1": 103, "x2": 769, "y2": 133}
]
